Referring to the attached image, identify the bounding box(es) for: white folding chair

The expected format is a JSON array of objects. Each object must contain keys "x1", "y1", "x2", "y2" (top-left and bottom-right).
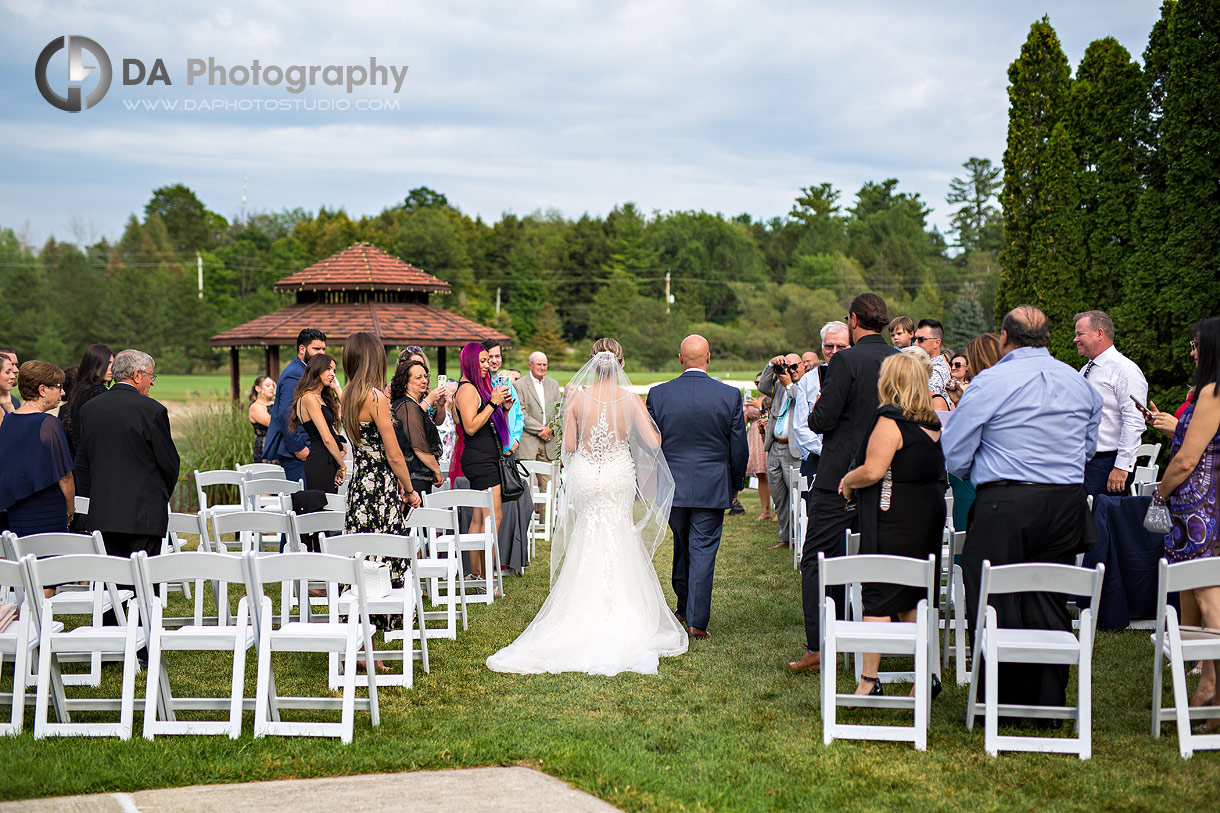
[
  {"x1": 158, "y1": 513, "x2": 196, "y2": 605},
  {"x1": 404, "y1": 507, "x2": 468, "y2": 640},
  {"x1": 819, "y1": 552, "x2": 937, "y2": 750},
  {"x1": 1129, "y1": 465, "x2": 1160, "y2": 496},
  {"x1": 1150, "y1": 557, "x2": 1220, "y2": 757},
  {"x1": 791, "y1": 474, "x2": 809, "y2": 570},
  {"x1": 942, "y1": 531, "x2": 970, "y2": 686},
  {"x1": 321, "y1": 532, "x2": 430, "y2": 688},
  {"x1": 213, "y1": 511, "x2": 298, "y2": 628},
  {"x1": 287, "y1": 510, "x2": 347, "y2": 622},
  {"x1": 965, "y1": 560, "x2": 1104, "y2": 759},
  {"x1": 0, "y1": 559, "x2": 37, "y2": 736},
  {"x1": 195, "y1": 469, "x2": 247, "y2": 546},
  {"x1": 4, "y1": 531, "x2": 133, "y2": 687},
  {"x1": 324, "y1": 492, "x2": 347, "y2": 513},
  {"x1": 1137, "y1": 481, "x2": 1161, "y2": 498},
  {"x1": 238, "y1": 463, "x2": 286, "y2": 478},
  {"x1": 245, "y1": 551, "x2": 380, "y2": 744},
  {"x1": 241, "y1": 477, "x2": 303, "y2": 516},
  {"x1": 135, "y1": 551, "x2": 254, "y2": 739},
  {"x1": 423, "y1": 489, "x2": 503, "y2": 602},
  {"x1": 521, "y1": 459, "x2": 558, "y2": 557},
  {"x1": 24, "y1": 553, "x2": 144, "y2": 740}
]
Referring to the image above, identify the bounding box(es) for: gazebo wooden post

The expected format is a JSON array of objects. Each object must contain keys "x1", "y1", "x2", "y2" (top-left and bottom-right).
[
  {"x1": 265, "y1": 345, "x2": 280, "y2": 379},
  {"x1": 437, "y1": 345, "x2": 447, "y2": 377},
  {"x1": 229, "y1": 348, "x2": 241, "y2": 403}
]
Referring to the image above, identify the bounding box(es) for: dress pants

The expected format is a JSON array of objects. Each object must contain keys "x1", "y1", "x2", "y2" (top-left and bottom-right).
[
  {"x1": 100, "y1": 531, "x2": 161, "y2": 631},
  {"x1": 669, "y1": 507, "x2": 724, "y2": 631},
  {"x1": 279, "y1": 456, "x2": 306, "y2": 486},
  {"x1": 963, "y1": 482, "x2": 1093, "y2": 713},
  {"x1": 800, "y1": 488, "x2": 854, "y2": 652},
  {"x1": 799, "y1": 453, "x2": 819, "y2": 517},
  {"x1": 766, "y1": 443, "x2": 799, "y2": 544},
  {"x1": 1082, "y1": 451, "x2": 1129, "y2": 499}
]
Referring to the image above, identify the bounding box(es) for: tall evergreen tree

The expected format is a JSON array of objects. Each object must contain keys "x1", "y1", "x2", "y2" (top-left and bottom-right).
[
  {"x1": 946, "y1": 158, "x2": 1003, "y2": 254},
  {"x1": 996, "y1": 16, "x2": 1072, "y2": 320},
  {"x1": 1027, "y1": 122, "x2": 1086, "y2": 360},
  {"x1": 945, "y1": 283, "x2": 989, "y2": 350},
  {"x1": 1068, "y1": 37, "x2": 1146, "y2": 315}
]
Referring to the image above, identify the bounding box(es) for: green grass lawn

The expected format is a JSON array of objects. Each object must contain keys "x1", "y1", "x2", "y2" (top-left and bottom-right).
[
  {"x1": 152, "y1": 368, "x2": 764, "y2": 403},
  {"x1": 4, "y1": 492, "x2": 1217, "y2": 810}
]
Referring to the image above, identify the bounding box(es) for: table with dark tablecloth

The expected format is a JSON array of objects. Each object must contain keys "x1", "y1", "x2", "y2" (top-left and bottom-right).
[{"x1": 1082, "y1": 494, "x2": 1175, "y2": 630}]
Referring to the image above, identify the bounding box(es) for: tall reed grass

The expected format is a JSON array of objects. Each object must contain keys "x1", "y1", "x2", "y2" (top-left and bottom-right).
[{"x1": 172, "y1": 402, "x2": 256, "y2": 512}]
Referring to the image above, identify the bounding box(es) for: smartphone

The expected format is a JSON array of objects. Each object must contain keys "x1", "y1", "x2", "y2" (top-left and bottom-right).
[
  {"x1": 437, "y1": 374, "x2": 448, "y2": 388},
  {"x1": 1130, "y1": 394, "x2": 1153, "y2": 419}
]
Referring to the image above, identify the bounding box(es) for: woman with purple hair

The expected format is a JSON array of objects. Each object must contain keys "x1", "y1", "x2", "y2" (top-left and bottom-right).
[{"x1": 452, "y1": 341, "x2": 511, "y2": 582}]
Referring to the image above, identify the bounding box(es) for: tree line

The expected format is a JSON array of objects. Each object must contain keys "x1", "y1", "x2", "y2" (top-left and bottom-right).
[{"x1": 997, "y1": 0, "x2": 1219, "y2": 404}]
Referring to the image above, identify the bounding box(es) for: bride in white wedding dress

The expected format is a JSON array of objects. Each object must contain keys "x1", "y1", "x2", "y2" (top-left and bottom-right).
[{"x1": 487, "y1": 341, "x2": 688, "y2": 675}]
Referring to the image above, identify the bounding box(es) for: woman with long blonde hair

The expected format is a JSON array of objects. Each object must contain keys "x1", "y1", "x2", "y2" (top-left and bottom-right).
[
  {"x1": 340, "y1": 333, "x2": 420, "y2": 574},
  {"x1": 838, "y1": 351, "x2": 946, "y2": 702}
]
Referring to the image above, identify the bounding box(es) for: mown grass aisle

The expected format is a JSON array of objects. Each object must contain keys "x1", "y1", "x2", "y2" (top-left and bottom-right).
[{"x1": 3, "y1": 492, "x2": 1219, "y2": 809}]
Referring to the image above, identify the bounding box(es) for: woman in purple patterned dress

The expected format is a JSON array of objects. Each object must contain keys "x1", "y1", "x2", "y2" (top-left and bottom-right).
[{"x1": 1155, "y1": 316, "x2": 1220, "y2": 715}]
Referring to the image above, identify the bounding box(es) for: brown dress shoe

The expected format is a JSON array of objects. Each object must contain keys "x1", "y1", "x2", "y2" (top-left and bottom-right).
[
  {"x1": 687, "y1": 626, "x2": 710, "y2": 639},
  {"x1": 768, "y1": 541, "x2": 790, "y2": 550},
  {"x1": 674, "y1": 609, "x2": 686, "y2": 625},
  {"x1": 787, "y1": 651, "x2": 821, "y2": 671}
]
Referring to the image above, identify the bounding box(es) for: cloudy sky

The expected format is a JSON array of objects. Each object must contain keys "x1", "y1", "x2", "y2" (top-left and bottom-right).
[{"x1": 1, "y1": 1, "x2": 1162, "y2": 252}]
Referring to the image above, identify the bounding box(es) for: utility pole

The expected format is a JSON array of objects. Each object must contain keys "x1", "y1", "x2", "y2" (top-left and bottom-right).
[
  {"x1": 197, "y1": 252, "x2": 203, "y2": 299},
  {"x1": 495, "y1": 286, "x2": 501, "y2": 314},
  {"x1": 665, "y1": 270, "x2": 671, "y2": 315}
]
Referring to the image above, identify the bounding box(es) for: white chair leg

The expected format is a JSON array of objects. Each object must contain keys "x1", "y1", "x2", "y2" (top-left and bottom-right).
[
  {"x1": 143, "y1": 628, "x2": 163, "y2": 740},
  {"x1": 1078, "y1": 622, "x2": 1093, "y2": 760},
  {"x1": 1167, "y1": 617, "x2": 1194, "y2": 759},
  {"x1": 118, "y1": 605, "x2": 140, "y2": 741},
  {"x1": 254, "y1": 598, "x2": 273, "y2": 739},
  {"x1": 983, "y1": 609, "x2": 999, "y2": 757},
  {"x1": 340, "y1": 621, "x2": 358, "y2": 744},
  {"x1": 7, "y1": 614, "x2": 29, "y2": 735},
  {"x1": 821, "y1": 601, "x2": 836, "y2": 746},
  {"x1": 229, "y1": 602, "x2": 250, "y2": 739},
  {"x1": 914, "y1": 603, "x2": 929, "y2": 751},
  {"x1": 33, "y1": 606, "x2": 54, "y2": 739}
]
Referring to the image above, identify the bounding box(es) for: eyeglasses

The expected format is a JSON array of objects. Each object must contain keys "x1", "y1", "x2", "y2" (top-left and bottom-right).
[
  {"x1": 138, "y1": 370, "x2": 157, "y2": 382},
  {"x1": 823, "y1": 344, "x2": 848, "y2": 351}
]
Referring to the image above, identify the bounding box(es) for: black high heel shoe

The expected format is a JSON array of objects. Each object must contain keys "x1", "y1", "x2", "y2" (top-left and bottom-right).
[
  {"x1": 931, "y1": 674, "x2": 943, "y2": 702},
  {"x1": 848, "y1": 675, "x2": 883, "y2": 710}
]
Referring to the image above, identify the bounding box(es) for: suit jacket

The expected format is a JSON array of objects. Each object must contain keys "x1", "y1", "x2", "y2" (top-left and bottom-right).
[
  {"x1": 75, "y1": 383, "x2": 180, "y2": 538},
  {"x1": 517, "y1": 374, "x2": 561, "y2": 461},
  {"x1": 758, "y1": 362, "x2": 801, "y2": 460},
  {"x1": 646, "y1": 369, "x2": 748, "y2": 510},
  {"x1": 262, "y1": 357, "x2": 308, "y2": 462},
  {"x1": 809, "y1": 334, "x2": 898, "y2": 492}
]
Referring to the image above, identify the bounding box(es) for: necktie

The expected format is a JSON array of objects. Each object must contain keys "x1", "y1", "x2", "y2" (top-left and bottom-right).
[{"x1": 1083, "y1": 360, "x2": 1096, "y2": 379}]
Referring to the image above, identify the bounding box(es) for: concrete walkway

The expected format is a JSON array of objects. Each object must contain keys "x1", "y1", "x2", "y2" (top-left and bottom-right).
[{"x1": 0, "y1": 767, "x2": 620, "y2": 812}]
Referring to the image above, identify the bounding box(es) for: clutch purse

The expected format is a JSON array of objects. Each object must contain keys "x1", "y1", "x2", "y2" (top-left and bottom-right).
[
  {"x1": 1143, "y1": 500, "x2": 1172, "y2": 534},
  {"x1": 353, "y1": 560, "x2": 392, "y2": 599}
]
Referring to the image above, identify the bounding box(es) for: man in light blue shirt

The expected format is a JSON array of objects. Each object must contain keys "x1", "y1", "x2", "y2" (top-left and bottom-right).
[
  {"x1": 942, "y1": 305, "x2": 1102, "y2": 716},
  {"x1": 791, "y1": 321, "x2": 850, "y2": 510}
]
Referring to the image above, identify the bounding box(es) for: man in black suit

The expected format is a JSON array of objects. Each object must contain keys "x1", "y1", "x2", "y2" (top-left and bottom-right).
[
  {"x1": 789, "y1": 293, "x2": 898, "y2": 671},
  {"x1": 646, "y1": 335, "x2": 748, "y2": 639},
  {"x1": 75, "y1": 349, "x2": 180, "y2": 558}
]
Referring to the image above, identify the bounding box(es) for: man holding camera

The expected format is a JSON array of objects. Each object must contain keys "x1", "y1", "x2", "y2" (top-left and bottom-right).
[{"x1": 758, "y1": 353, "x2": 804, "y2": 549}]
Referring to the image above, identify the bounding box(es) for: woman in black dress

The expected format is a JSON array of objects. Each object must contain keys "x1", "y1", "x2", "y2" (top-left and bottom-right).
[
  {"x1": 248, "y1": 375, "x2": 275, "y2": 462},
  {"x1": 389, "y1": 359, "x2": 445, "y2": 496},
  {"x1": 452, "y1": 341, "x2": 510, "y2": 582},
  {"x1": 59, "y1": 344, "x2": 113, "y2": 458},
  {"x1": 290, "y1": 354, "x2": 346, "y2": 493},
  {"x1": 839, "y1": 351, "x2": 946, "y2": 700}
]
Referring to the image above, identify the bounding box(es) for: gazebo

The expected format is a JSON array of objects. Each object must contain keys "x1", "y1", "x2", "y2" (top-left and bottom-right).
[{"x1": 210, "y1": 242, "x2": 510, "y2": 401}]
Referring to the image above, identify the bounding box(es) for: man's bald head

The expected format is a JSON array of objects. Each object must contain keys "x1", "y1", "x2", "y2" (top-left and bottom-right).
[
  {"x1": 679, "y1": 334, "x2": 711, "y2": 370},
  {"x1": 1000, "y1": 305, "x2": 1050, "y2": 352}
]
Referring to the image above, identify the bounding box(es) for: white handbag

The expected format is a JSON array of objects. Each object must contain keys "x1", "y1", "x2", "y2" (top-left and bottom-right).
[{"x1": 353, "y1": 560, "x2": 392, "y2": 599}]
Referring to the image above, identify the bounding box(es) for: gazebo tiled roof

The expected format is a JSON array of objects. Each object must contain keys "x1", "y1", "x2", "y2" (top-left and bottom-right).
[
  {"x1": 274, "y1": 241, "x2": 450, "y2": 294},
  {"x1": 209, "y1": 302, "x2": 509, "y2": 348}
]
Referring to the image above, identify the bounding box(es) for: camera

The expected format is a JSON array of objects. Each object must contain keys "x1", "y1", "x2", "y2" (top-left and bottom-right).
[{"x1": 772, "y1": 361, "x2": 789, "y2": 377}]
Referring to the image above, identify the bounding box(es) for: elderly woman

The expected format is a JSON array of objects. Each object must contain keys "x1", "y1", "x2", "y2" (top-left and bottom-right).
[
  {"x1": 397, "y1": 346, "x2": 450, "y2": 427},
  {"x1": 1155, "y1": 316, "x2": 1220, "y2": 719},
  {"x1": 839, "y1": 351, "x2": 945, "y2": 701},
  {"x1": 0, "y1": 361, "x2": 74, "y2": 536}
]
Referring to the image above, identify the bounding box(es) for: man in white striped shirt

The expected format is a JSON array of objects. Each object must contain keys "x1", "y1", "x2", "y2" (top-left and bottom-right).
[{"x1": 1074, "y1": 309, "x2": 1149, "y2": 498}]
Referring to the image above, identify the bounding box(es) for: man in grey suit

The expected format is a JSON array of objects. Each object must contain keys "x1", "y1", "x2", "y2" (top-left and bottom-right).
[
  {"x1": 758, "y1": 352, "x2": 805, "y2": 549},
  {"x1": 518, "y1": 351, "x2": 561, "y2": 492}
]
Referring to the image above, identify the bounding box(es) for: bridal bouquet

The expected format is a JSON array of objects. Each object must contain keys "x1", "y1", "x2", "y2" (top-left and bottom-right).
[{"x1": 548, "y1": 392, "x2": 565, "y2": 445}]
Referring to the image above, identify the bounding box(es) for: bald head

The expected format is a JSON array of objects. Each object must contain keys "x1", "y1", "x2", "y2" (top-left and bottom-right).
[
  {"x1": 679, "y1": 334, "x2": 711, "y2": 370},
  {"x1": 1000, "y1": 305, "x2": 1050, "y2": 353}
]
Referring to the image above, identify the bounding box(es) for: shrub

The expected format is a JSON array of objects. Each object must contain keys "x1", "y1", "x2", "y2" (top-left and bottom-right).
[{"x1": 172, "y1": 402, "x2": 255, "y2": 512}]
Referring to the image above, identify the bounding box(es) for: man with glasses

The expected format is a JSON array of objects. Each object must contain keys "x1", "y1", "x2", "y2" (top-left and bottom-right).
[
  {"x1": 792, "y1": 321, "x2": 850, "y2": 514},
  {"x1": 264, "y1": 327, "x2": 327, "y2": 483},
  {"x1": 758, "y1": 352, "x2": 805, "y2": 550},
  {"x1": 74, "y1": 349, "x2": 180, "y2": 560},
  {"x1": 914, "y1": 318, "x2": 951, "y2": 409}
]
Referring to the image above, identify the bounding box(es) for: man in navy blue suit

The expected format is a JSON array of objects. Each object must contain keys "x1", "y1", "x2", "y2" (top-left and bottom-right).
[
  {"x1": 262, "y1": 327, "x2": 327, "y2": 483},
  {"x1": 646, "y1": 334, "x2": 748, "y2": 639}
]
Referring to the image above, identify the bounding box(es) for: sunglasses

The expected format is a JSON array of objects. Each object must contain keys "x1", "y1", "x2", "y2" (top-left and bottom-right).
[
  {"x1": 913, "y1": 336, "x2": 936, "y2": 344},
  {"x1": 951, "y1": 361, "x2": 966, "y2": 370},
  {"x1": 823, "y1": 343, "x2": 848, "y2": 351}
]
